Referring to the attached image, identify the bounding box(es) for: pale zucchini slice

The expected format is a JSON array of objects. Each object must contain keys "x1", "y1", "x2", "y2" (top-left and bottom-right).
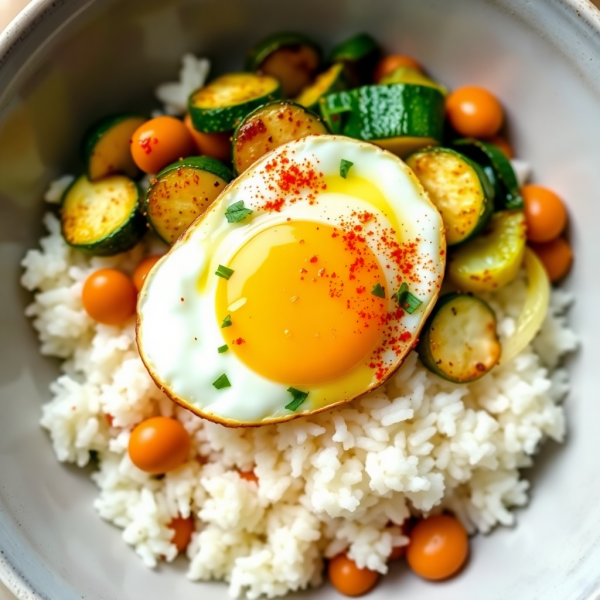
[
  {"x1": 380, "y1": 65, "x2": 447, "y2": 95},
  {"x1": 406, "y1": 147, "x2": 494, "y2": 245},
  {"x1": 447, "y1": 210, "x2": 527, "y2": 293},
  {"x1": 295, "y1": 63, "x2": 347, "y2": 111},
  {"x1": 417, "y1": 293, "x2": 501, "y2": 383}
]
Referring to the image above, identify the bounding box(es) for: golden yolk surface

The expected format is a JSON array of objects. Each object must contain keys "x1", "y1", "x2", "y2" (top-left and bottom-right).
[{"x1": 215, "y1": 221, "x2": 388, "y2": 385}]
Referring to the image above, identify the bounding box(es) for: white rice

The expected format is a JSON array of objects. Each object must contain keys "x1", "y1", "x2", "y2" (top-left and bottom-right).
[{"x1": 19, "y1": 54, "x2": 578, "y2": 599}]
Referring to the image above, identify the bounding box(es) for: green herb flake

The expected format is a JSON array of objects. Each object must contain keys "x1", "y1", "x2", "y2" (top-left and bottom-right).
[
  {"x1": 394, "y1": 282, "x2": 423, "y2": 314},
  {"x1": 212, "y1": 374, "x2": 231, "y2": 389},
  {"x1": 285, "y1": 387, "x2": 309, "y2": 411},
  {"x1": 221, "y1": 314, "x2": 232, "y2": 328},
  {"x1": 217, "y1": 344, "x2": 228, "y2": 354},
  {"x1": 225, "y1": 200, "x2": 253, "y2": 223},
  {"x1": 215, "y1": 264, "x2": 234, "y2": 280},
  {"x1": 340, "y1": 159, "x2": 354, "y2": 179},
  {"x1": 371, "y1": 283, "x2": 386, "y2": 298}
]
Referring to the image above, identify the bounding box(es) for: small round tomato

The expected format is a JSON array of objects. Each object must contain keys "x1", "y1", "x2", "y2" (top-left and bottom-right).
[
  {"x1": 373, "y1": 54, "x2": 422, "y2": 82},
  {"x1": 389, "y1": 544, "x2": 406, "y2": 560},
  {"x1": 128, "y1": 416, "x2": 190, "y2": 474},
  {"x1": 130, "y1": 116, "x2": 195, "y2": 174},
  {"x1": 82, "y1": 269, "x2": 137, "y2": 325},
  {"x1": 133, "y1": 255, "x2": 163, "y2": 292},
  {"x1": 328, "y1": 554, "x2": 379, "y2": 597},
  {"x1": 522, "y1": 184, "x2": 568, "y2": 243},
  {"x1": 184, "y1": 113, "x2": 231, "y2": 162},
  {"x1": 169, "y1": 515, "x2": 195, "y2": 553},
  {"x1": 239, "y1": 470, "x2": 259, "y2": 485},
  {"x1": 446, "y1": 86, "x2": 504, "y2": 138},
  {"x1": 406, "y1": 515, "x2": 469, "y2": 581},
  {"x1": 530, "y1": 238, "x2": 573, "y2": 282},
  {"x1": 485, "y1": 135, "x2": 514, "y2": 159}
]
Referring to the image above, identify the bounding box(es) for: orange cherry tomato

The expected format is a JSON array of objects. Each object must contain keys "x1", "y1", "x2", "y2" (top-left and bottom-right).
[
  {"x1": 130, "y1": 116, "x2": 195, "y2": 174},
  {"x1": 128, "y1": 416, "x2": 191, "y2": 474},
  {"x1": 485, "y1": 135, "x2": 514, "y2": 159},
  {"x1": 184, "y1": 113, "x2": 231, "y2": 162},
  {"x1": 169, "y1": 515, "x2": 195, "y2": 553},
  {"x1": 327, "y1": 554, "x2": 379, "y2": 597},
  {"x1": 373, "y1": 54, "x2": 423, "y2": 82},
  {"x1": 133, "y1": 255, "x2": 163, "y2": 292},
  {"x1": 522, "y1": 184, "x2": 568, "y2": 243},
  {"x1": 530, "y1": 238, "x2": 573, "y2": 282},
  {"x1": 82, "y1": 268, "x2": 137, "y2": 325},
  {"x1": 446, "y1": 86, "x2": 504, "y2": 138},
  {"x1": 389, "y1": 545, "x2": 406, "y2": 560},
  {"x1": 239, "y1": 470, "x2": 259, "y2": 485},
  {"x1": 105, "y1": 414, "x2": 115, "y2": 427},
  {"x1": 406, "y1": 515, "x2": 469, "y2": 581}
]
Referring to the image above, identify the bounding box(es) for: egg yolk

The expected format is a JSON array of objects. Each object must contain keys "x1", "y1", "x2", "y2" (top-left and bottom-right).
[{"x1": 216, "y1": 221, "x2": 388, "y2": 385}]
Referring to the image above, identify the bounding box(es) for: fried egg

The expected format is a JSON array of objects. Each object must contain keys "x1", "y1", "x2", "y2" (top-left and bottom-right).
[{"x1": 137, "y1": 135, "x2": 445, "y2": 426}]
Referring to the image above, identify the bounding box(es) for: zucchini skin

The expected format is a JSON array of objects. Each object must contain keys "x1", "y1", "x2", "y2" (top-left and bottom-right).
[
  {"x1": 328, "y1": 33, "x2": 382, "y2": 86},
  {"x1": 61, "y1": 175, "x2": 146, "y2": 256},
  {"x1": 295, "y1": 63, "x2": 348, "y2": 111},
  {"x1": 245, "y1": 32, "x2": 322, "y2": 72},
  {"x1": 155, "y1": 155, "x2": 234, "y2": 184},
  {"x1": 417, "y1": 292, "x2": 500, "y2": 383}
]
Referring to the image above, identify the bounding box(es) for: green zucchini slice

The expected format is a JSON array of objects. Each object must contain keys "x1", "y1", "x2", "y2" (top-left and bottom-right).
[
  {"x1": 145, "y1": 156, "x2": 233, "y2": 244},
  {"x1": 246, "y1": 32, "x2": 322, "y2": 98},
  {"x1": 188, "y1": 73, "x2": 282, "y2": 133},
  {"x1": 453, "y1": 138, "x2": 523, "y2": 210},
  {"x1": 61, "y1": 174, "x2": 145, "y2": 256},
  {"x1": 319, "y1": 84, "x2": 445, "y2": 157},
  {"x1": 83, "y1": 114, "x2": 146, "y2": 181},
  {"x1": 406, "y1": 147, "x2": 494, "y2": 245},
  {"x1": 447, "y1": 210, "x2": 527, "y2": 293},
  {"x1": 417, "y1": 293, "x2": 501, "y2": 383},
  {"x1": 328, "y1": 33, "x2": 382, "y2": 86},
  {"x1": 295, "y1": 63, "x2": 347, "y2": 111},
  {"x1": 232, "y1": 101, "x2": 328, "y2": 174},
  {"x1": 379, "y1": 66, "x2": 447, "y2": 95}
]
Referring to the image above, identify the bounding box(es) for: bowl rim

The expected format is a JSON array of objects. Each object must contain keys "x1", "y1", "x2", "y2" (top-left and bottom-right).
[{"x1": 1, "y1": 0, "x2": 600, "y2": 598}]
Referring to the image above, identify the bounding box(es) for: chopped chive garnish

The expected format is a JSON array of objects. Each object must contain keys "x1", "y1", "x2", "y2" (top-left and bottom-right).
[
  {"x1": 225, "y1": 200, "x2": 253, "y2": 223},
  {"x1": 285, "y1": 387, "x2": 309, "y2": 411},
  {"x1": 371, "y1": 283, "x2": 386, "y2": 298},
  {"x1": 217, "y1": 344, "x2": 228, "y2": 353},
  {"x1": 340, "y1": 159, "x2": 354, "y2": 179},
  {"x1": 394, "y1": 282, "x2": 423, "y2": 314},
  {"x1": 221, "y1": 314, "x2": 232, "y2": 328},
  {"x1": 216, "y1": 264, "x2": 234, "y2": 279},
  {"x1": 212, "y1": 374, "x2": 231, "y2": 389}
]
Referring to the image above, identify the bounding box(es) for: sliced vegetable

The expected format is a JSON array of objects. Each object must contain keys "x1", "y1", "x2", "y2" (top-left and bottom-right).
[
  {"x1": 319, "y1": 84, "x2": 445, "y2": 157},
  {"x1": 446, "y1": 86, "x2": 504, "y2": 138},
  {"x1": 453, "y1": 138, "x2": 523, "y2": 210},
  {"x1": 406, "y1": 147, "x2": 494, "y2": 245},
  {"x1": 327, "y1": 554, "x2": 380, "y2": 597},
  {"x1": 225, "y1": 200, "x2": 253, "y2": 223},
  {"x1": 232, "y1": 101, "x2": 327, "y2": 174},
  {"x1": 530, "y1": 237, "x2": 573, "y2": 283},
  {"x1": 213, "y1": 374, "x2": 231, "y2": 389},
  {"x1": 380, "y1": 66, "x2": 447, "y2": 95},
  {"x1": 522, "y1": 184, "x2": 567, "y2": 242},
  {"x1": 82, "y1": 268, "x2": 137, "y2": 325},
  {"x1": 295, "y1": 63, "x2": 347, "y2": 111},
  {"x1": 246, "y1": 32, "x2": 321, "y2": 97},
  {"x1": 130, "y1": 116, "x2": 195, "y2": 174},
  {"x1": 374, "y1": 54, "x2": 423, "y2": 82},
  {"x1": 447, "y1": 210, "x2": 527, "y2": 292},
  {"x1": 485, "y1": 135, "x2": 513, "y2": 159},
  {"x1": 61, "y1": 174, "x2": 145, "y2": 256},
  {"x1": 285, "y1": 387, "x2": 309, "y2": 411},
  {"x1": 500, "y1": 247, "x2": 550, "y2": 364},
  {"x1": 339, "y1": 158, "x2": 353, "y2": 178},
  {"x1": 83, "y1": 114, "x2": 146, "y2": 181},
  {"x1": 329, "y1": 33, "x2": 382, "y2": 86},
  {"x1": 417, "y1": 293, "x2": 501, "y2": 383},
  {"x1": 189, "y1": 73, "x2": 282, "y2": 133},
  {"x1": 184, "y1": 113, "x2": 232, "y2": 162},
  {"x1": 145, "y1": 156, "x2": 233, "y2": 244}
]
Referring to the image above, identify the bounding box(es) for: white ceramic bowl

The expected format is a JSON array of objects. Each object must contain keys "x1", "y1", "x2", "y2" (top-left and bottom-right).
[{"x1": 1, "y1": 0, "x2": 599, "y2": 598}]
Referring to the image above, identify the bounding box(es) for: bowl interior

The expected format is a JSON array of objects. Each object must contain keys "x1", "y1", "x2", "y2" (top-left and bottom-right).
[{"x1": 1, "y1": 0, "x2": 600, "y2": 598}]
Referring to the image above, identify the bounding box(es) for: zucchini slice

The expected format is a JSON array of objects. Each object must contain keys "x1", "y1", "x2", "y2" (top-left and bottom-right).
[
  {"x1": 188, "y1": 73, "x2": 282, "y2": 133},
  {"x1": 453, "y1": 138, "x2": 523, "y2": 210},
  {"x1": 447, "y1": 210, "x2": 527, "y2": 293},
  {"x1": 295, "y1": 63, "x2": 347, "y2": 111},
  {"x1": 319, "y1": 84, "x2": 445, "y2": 157},
  {"x1": 406, "y1": 147, "x2": 494, "y2": 245},
  {"x1": 232, "y1": 101, "x2": 328, "y2": 174},
  {"x1": 61, "y1": 174, "x2": 145, "y2": 256},
  {"x1": 246, "y1": 32, "x2": 322, "y2": 98},
  {"x1": 83, "y1": 114, "x2": 146, "y2": 181},
  {"x1": 145, "y1": 156, "x2": 233, "y2": 244},
  {"x1": 328, "y1": 33, "x2": 382, "y2": 86},
  {"x1": 417, "y1": 293, "x2": 501, "y2": 383},
  {"x1": 379, "y1": 66, "x2": 447, "y2": 95}
]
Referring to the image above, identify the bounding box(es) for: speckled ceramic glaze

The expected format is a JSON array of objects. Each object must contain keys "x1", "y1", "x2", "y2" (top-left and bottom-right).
[{"x1": 1, "y1": 1, "x2": 600, "y2": 598}]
